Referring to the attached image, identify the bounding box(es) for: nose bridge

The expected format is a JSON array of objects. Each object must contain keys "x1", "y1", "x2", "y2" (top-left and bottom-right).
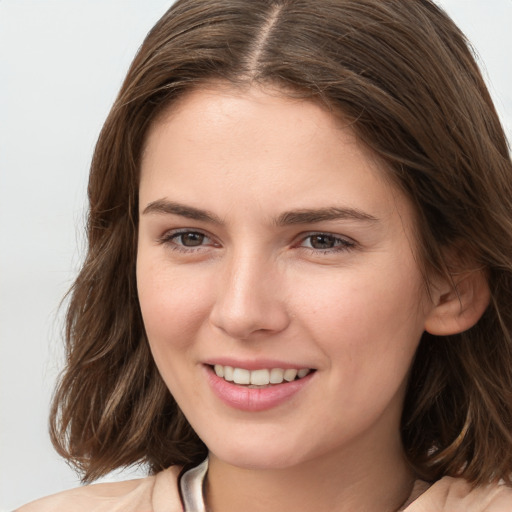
[{"x1": 209, "y1": 244, "x2": 289, "y2": 339}]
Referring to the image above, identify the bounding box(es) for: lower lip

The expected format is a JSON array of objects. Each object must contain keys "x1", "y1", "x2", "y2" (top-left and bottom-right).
[{"x1": 204, "y1": 366, "x2": 314, "y2": 412}]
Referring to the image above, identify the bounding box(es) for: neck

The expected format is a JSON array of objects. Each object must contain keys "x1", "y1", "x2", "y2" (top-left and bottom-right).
[{"x1": 205, "y1": 432, "x2": 415, "y2": 512}]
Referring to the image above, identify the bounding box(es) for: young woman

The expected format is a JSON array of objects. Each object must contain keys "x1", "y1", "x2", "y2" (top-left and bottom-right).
[{"x1": 18, "y1": 0, "x2": 512, "y2": 510}]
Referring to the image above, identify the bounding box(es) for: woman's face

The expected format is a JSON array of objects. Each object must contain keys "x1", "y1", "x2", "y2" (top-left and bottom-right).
[{"x1": 137, "y1": 85, "x2": 435, "y2": 470}]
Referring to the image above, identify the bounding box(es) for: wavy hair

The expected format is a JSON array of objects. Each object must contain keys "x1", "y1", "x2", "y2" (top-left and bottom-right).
[{"x1": 50, "y1": 0, "x2": 512, "y2": 485}]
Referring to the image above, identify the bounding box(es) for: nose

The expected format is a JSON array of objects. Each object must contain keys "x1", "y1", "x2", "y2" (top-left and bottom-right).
[{"x1": 209, "y1": 251, "x2": 290, "y2": 340}]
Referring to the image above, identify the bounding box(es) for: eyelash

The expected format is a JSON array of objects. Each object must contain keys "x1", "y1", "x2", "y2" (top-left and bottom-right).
[
  {"x1": 157, "y1": 230, "x2": 356, "y2": 254},
  {"x1": 158, "y1": 229, "x2": 217, "y2": 253},
  {"x1": 298, "y1": 233, "x2": 356, "y2": 254}
]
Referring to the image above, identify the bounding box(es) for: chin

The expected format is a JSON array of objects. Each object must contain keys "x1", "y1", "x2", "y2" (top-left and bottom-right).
[{"x1": 205, "y1": 433, "x2": 315, "y2": 471}]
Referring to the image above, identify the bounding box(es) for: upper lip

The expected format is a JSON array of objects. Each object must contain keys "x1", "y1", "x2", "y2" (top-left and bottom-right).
[{"x1": 203, "y1": 358, "x2": 315, "y2": 371}]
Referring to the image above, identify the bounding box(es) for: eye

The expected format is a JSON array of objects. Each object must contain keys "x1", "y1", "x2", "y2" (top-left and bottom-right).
[
  {"x1": 300, "y1": 233, "x2": 355, "y2": 252},
  {"x1": 175, "y1": 232, "x2": 207, "y2": 247},
  {"x1": 158, "y1": 229, "x2": 217, "y2": 252}
]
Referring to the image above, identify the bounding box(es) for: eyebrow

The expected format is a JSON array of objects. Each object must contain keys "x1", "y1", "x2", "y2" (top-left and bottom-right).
[
  {"x1": 142, "y1": 199, "x2": 223, "y2": 224},
  {"x1": 142, "y1": 199, "x2": 378, "y2": 225},
  {"x1": 274, "y1": 207, "x2": 378, "y2": 226}
]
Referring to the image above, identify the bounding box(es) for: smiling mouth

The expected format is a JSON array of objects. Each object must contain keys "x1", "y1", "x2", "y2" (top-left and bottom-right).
[{"x1": 211, "y1": 365, "x2": 315, "y2": 387}]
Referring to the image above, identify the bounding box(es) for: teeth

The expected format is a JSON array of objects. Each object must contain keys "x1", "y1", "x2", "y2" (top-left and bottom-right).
[
  {"x1": 224, "y1": 366, "x2": 234, "y2": 381},
  {"x1": 250, "y1": 369, "x2": 270, "y2": 386},
  {"x1": 233, "y1": 368, "x2": 250, "y2": 385},
  {"x1": 213, "y1": 365, "x2": 311, "y2": 385},
  {"x1": 269, "y1": 368, "x2": 284, "y2": 384},
  {"x1": 283, "y1": 369, "x2": 298, "y2": 381}
]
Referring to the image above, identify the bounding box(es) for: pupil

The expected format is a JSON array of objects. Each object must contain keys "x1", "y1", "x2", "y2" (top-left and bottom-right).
[
  {"x1": 311, "y1": 235, "x2": 334, "y2": 249},
  {"x1": 182, "y1": 233, "x2": 204, "y2": 246}
]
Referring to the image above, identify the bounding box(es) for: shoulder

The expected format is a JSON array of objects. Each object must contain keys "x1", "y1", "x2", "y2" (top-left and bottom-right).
[
  {"x1": 15, "y1": 466, "x2": 183, "y2": 512},
  {"x1": 405, "y1": 476, "x2": 512, "y2": 512}
]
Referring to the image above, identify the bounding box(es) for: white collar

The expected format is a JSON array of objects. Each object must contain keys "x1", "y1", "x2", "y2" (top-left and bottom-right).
[{"x1": 179, "y1": 457, "x2": 209, "y2": 512}]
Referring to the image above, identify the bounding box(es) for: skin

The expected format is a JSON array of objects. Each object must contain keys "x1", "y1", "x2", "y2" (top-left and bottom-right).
[{"x1": 137, "y1": 84, "x2": 447, "y2": 511}]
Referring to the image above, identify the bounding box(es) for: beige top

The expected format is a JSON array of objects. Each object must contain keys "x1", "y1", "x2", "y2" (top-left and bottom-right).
[{"x1": 16, "y1": 464, "x2": 512, "y2": 512}]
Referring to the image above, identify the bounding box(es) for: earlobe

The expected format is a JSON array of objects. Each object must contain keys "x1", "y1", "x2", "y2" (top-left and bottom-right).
[{"x1": 424, "y1": 268, "x2": 490, "y2": 336}]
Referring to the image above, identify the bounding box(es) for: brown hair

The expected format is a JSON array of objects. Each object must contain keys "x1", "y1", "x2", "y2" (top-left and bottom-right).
[{"x1": 50, "y1": 0, "x2": 512, "y2": 485}]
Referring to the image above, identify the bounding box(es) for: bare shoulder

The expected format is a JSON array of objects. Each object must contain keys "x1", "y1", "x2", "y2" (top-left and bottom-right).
[
  {"x1": 15, "y1": 466, "x2": 182, "y2": 512},
  {"x1": 406, "y1": 476, "x2": 512, "y2": 512}
]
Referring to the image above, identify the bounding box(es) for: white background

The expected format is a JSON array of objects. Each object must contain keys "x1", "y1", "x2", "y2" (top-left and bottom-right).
[{"x1": 1, "y1": 1, "x2": 511, "y2": 510}]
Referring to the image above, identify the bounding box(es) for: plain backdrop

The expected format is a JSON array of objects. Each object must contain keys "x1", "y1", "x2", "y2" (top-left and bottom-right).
[{"x1": 1, "y1": 1, "x2": 511, "y2": 510}]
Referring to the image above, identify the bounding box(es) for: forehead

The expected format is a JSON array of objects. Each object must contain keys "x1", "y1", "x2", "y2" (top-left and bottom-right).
[
  {"x1": 146, "y1": 83, "x2": 354, "y2": 157},
  {"x1": 140, "y1": 84, "x2": 412, "y2": 231}
]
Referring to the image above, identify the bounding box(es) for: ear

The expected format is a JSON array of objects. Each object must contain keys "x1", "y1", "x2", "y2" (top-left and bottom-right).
[{"x1": 424, "y1": 267, "x2": 490, "y2": 336}]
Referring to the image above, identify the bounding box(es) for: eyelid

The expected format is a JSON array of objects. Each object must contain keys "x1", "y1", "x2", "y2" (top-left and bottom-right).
[
  {"x1": 296, "y1": 231, "x2": 357, "y2": 252},
  {"x1": 158, "y1": 228, "x2": 219, "y2": 249},
  {"x1": 156, "y1": 228, "x2": 356, "y2": 254}
]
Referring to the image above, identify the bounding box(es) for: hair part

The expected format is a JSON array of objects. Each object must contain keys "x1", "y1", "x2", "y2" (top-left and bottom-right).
[{"x1": 50, "y1": 0, "x2": 512, "y2": 484}]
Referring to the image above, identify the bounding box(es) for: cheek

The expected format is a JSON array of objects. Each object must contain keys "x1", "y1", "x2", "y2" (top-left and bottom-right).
[
  {"x1": 294, "y1": 262, "x2": 426, "y2": 377},
  {"x1": 136, "y1": 256, "x2": 214, "y2": 352}
]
